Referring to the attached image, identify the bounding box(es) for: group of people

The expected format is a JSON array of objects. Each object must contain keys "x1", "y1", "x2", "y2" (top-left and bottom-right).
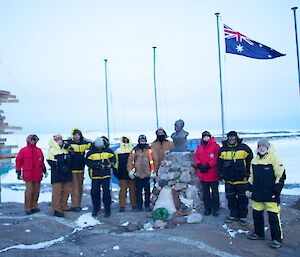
[
  {"x1": 194, "y1": 130, "x2": 286, "y2": 249},
  {"x1": 15, "y1": 127, "x2": 286, "y2": 249}
]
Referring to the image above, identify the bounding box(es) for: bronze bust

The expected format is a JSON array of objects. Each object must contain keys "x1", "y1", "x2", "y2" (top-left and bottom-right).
[{"x1": 171, "y1": 119, "x2": 189, "y2": 152}]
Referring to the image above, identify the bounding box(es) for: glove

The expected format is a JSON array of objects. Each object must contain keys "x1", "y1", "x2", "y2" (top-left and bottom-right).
[
  {"x1": 68, "y1": 146, "x2": 75, "y2": 153},
  {"x1": 201, "y1": 163, "x2": 210, "y2": 173},
  {"x1": 95, "y1": 162, "x2": 102, "y2": 169},
  {"x1": 128, "y1": 170, "x2": 135, "y2": 179},
  {"x1": 204, "y1": 163, "x2": 210, "y2": 169},
  {"x1": 150, "y1": 172, "x2": 157, "y2": 179},
  {"x1": 197, "y1": 163, "x2": 203, "y2": 170},
  {"x1": 245, "y1": 191, "x2": 252, "y2": 198},
  {"x1": 43, "y1": 171, "x2": 48, "y2": 178},
  {"x1": 16, "y1": 170, "x2": 22, "y2": 180},
  {"x1": 42, "y1": 168, "x2": 48, "y2": 178}
]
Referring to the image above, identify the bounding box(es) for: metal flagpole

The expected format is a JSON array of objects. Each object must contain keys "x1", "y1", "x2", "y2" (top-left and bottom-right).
[
  {"x1": 0, "y1": 171, "x2": 2, "y2": 203},
  {"x1": 291, "y1": 7, "x2": 300, "y2": 97},
  {"x1": 104, "y1": 59, "x2": 110, "y2": 142},
  {"x1": 153, "y1": 46, "x2": 159, "y2": 129},
  {"x1": 215, "y1": 13, "x2": 225, "y2": 138}
]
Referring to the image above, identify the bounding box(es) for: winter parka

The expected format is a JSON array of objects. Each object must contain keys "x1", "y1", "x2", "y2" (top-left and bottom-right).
[
  {"x1": 114, "y1": 136, "x2": 133, "y2": 180},
  {"x1": 194, "y1": 137, "x2": 220, "y2": 182},
  {"x1": 65, "y1": 128, "x2": 91, "y2": 171},
  {"x1": 15, "y1": 142, "x2": 46, "y2": 182},
  {"x1": 127, "y1": 145, "x2": 158, "y2": 179},
  {"x1": 85, "y1": 145, "x2": 116, "y2": 179},
  {"x1": 46, "y1": 138, "x2": 72, "y2": 184},
  {"x1": 248, "y1": 144, "x2": 286, "y2": 203},
  {"x1": 151, "y1": 139, "x2": 174, "y2": 171},
  {"x1": 217, "y1": 136, "x2": 253, "y2": 184}
]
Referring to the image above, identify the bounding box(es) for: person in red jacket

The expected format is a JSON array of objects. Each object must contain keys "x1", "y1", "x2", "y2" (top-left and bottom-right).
[
  {"x1": 15, "y1": 134, "x2": 47, "y2": 215},
  {"x1": 194, "y1": 131, "x2": 220, "y2": 217}
]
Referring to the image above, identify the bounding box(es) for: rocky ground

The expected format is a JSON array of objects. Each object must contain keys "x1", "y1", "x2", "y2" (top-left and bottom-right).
[{"x1": 0, "y1": 187, "x2": 299, "y2": 257}]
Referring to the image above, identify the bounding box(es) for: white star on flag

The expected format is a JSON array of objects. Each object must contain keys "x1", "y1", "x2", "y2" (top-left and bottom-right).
[{"x1": 236, "y1": 44, "x2": 244, "y2": 52}]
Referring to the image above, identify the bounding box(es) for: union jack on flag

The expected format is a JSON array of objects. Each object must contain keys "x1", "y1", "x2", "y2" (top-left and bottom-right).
[{"x1": 224, "y1": 24, "x2": 285, "y2": 59}]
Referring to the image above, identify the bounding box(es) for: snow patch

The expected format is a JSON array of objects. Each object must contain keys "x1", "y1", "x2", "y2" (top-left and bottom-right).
[
  {"x1": 0, "y1": 236, "x2": 64, "y2": 253},
  {"x1": 75, "y1": 213, "x2": 102, "y2": 228}
]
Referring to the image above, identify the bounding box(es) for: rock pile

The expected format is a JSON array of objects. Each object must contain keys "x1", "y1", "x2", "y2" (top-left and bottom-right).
[{"x1": 151, "y1": 151, "x2": 202, "y2": 217}]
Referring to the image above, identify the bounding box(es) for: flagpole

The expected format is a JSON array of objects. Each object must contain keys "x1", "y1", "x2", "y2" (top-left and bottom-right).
[
  {"x1": 291, "y1": 7, "x2": 300, "y2": 96},
  {"x1": 104, "y1": 59, "x2": 110, "y2": 142},
  {"x1": 215, "y1": 13, "x2": 225, "y2": 138},
  {"x1": 153, "y1": 46, "x2": 159, "y2": 129}
]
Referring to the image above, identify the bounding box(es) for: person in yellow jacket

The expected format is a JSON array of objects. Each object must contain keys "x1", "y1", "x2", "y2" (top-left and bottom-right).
[
  {"x1": 151, "y1": 127, "x2": 173, "y2": 173},
  {"x1": 114, "y1": 136, "x2": 136, "y2": 212},
  {"x1": 47, "y1": 135, "x2": 72, "y2": 217},
  {"x1": 65, "y1": 128, "x2": 91, "y2": 211},
  {"x1": 247, "y1": 138, "x2": 286, "y2": 249},
  {"x1": 127, "y1": 135, "x2": 158, "y2": 212}
]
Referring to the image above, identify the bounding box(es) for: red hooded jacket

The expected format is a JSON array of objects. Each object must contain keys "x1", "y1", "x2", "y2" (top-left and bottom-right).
[
  {"x1": 16, "y1": 142, "x2": 46, "y2": 182},
  {"x1": 194, "y1": 137, "x2": 220, "y2": 182}
]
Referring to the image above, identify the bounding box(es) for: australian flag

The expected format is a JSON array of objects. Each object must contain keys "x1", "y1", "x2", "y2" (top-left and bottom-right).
[{"x1": 224, "y1": 24, "x2": 285, "y2": 59}]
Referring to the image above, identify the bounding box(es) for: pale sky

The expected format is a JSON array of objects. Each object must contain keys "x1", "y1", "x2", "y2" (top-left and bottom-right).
[{"x1": 1, "y1": 0, "x2": 299, "y2": 136}]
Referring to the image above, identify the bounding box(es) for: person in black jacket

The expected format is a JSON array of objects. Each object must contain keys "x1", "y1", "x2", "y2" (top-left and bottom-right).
[
  {"x1": 114, "y1": 136, "x2": 136, "y2": 212},
  {"x1": 217, "y1": 131, "x2": 253, "y2": 225},
  {"x1": 86, "y1": 137, "x2": 116, "y2": 218},
  {"x1": 47, "y1": 135, "x2": 72, "y2": 217}
]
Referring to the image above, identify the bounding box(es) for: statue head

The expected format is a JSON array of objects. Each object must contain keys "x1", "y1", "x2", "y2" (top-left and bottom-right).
[{"x1": 174, "y1": 119, "x2": 184, "y2": 132}]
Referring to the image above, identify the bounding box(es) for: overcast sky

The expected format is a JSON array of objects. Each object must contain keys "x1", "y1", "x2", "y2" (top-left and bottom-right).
[{"x1": 1, "y1": 0, "x2": 299, "y2": 137}]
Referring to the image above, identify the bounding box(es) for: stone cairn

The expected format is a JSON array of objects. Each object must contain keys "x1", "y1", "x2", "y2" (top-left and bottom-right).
[{"x1": 151, "y1": 151, "x2": 202, "y2": 218}]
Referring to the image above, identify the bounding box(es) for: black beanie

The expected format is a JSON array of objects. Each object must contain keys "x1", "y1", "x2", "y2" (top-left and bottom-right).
[
  {"x1": 227, "y1": 131, "x2": 238, "y2": 138},
  {"x1": 202, "y1": 131, "x2": 211, "y2": 138}
]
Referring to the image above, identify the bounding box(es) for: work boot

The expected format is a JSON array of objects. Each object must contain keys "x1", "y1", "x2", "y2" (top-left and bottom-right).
[
  {"x1": 204, "y1": 209, "x2": 212, "y2": 216},
  {"x1": 134, "y1": 208, "x2": 143, "y2": 212},
  {"x1": 119, "y1": 207, "x2": 125, "y2": 212},
  {"x1": 239, "y1": 218, "x2": 249, "y2": 226},
  {"x1": 104, "y1": 210, "x2": 111, "y2": 218},
  {"x1": 269, "y1": 240, "x2": 282, "y2": 249},
  {"x1": 32, "y1": 208, "x2": 40, "y2": 213},
  {"x1": 53, "y1": 211, "x2": 65, "y2": 218},
  {"x1": 247, "y1": 233, "x2": 265, "y2": 240},
  {"x1": 224, "y1": 216, "x2": 238, "y2": 223},
  {"x1": 92, "y1": 210, "x2": 98, "y2": 217},
  {"x1": 25, "y1": 210, "x2": 33, "y2": 215},
  {"x1": 212, "y1": 210, "x2": 219, "y2": 217},
  {"x1": 69, "y1": 207, "x2": 81, "y2": 212}
]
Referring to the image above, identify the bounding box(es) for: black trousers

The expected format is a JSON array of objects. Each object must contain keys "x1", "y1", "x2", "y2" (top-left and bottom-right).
[
  {"x1": 91, "y1": 178, "x2": 111, "y2": 213},
  {"x1": 225, "y1": 182, "x2": 248, "y2": 218},
  {"x1": 201, "y1": 181, "x2": 220, "y2": 211},
  {"x1": 135, "y1": 177, "x2": 150, "y2": 209},
  {"x1": 252, "y1": 202, "x2": 282, "y2": 242}
]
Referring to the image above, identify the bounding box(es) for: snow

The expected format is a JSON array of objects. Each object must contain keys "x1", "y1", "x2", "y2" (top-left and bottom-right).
[
  {"x1": 75, "y1": 213, "x2": 102, "y2": 228},
  {"x1": 112, "y1": 245, "x2": 120, "y2": 250},
  {"x1": 0, "y1": 236, "x2": 65, "y2": 253}
]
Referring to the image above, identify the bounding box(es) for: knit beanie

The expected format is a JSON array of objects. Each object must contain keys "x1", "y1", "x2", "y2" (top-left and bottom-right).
[
  {"x1": 227, "y1": 131, "x2": 238, "y2": 138},
  {"x1": 202, "y1": 131, "x2": 211, "y2": 138},
  {"x1": 258, "y1": 138, "x2": 270, "y2": 149},
  {"x1": 94, "y1": 137, "x2": 104, "y2": 148},
  {"x1": 138, "y1": 135, "x2": 147, "y2": 143}
]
